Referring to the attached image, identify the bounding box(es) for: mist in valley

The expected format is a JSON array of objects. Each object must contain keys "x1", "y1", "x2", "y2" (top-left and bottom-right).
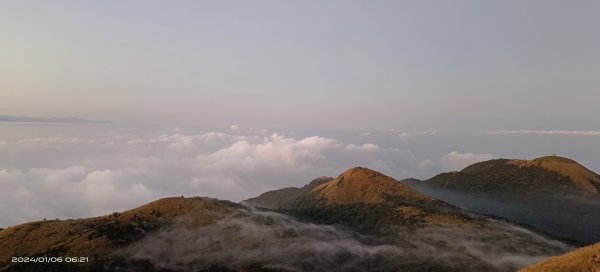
[
  {"x1": 407, "y1": 184, "x2": 600, "y2": 245},
  {"x1": 119, "y1": 208, "x2": 570, "y2": 272}
]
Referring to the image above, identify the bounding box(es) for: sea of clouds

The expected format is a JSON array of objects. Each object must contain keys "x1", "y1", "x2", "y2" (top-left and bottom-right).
[{"x1": 1, "y1": 123, "x2": 599, "y2": 227}]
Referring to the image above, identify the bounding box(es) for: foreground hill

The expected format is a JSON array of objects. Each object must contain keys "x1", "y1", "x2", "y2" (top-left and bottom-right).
[
  {"x1": 407, "y1": 156, "x2": 600, "y2": 244},
  {"x1": 519, "y1": 242, "x2": 600, "y2": 272},
  {"x1": 1, "y1": 167, "x2": 570, "y2": 272},
  {"x1": 0, "y1": 197, "x2": 239, "y2": 271}
]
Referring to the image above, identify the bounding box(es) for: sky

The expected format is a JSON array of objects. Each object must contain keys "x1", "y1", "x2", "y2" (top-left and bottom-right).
[
  {"x1": 1, "y1": 0, "x2": 600, "y2": 129},
  {"x1": 1, "y1": 1, "x2": 600, "y2": 227}
]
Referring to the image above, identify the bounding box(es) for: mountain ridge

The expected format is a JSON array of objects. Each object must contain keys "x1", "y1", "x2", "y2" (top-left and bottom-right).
[
  {"x1": 311, "y1": 167, "x2": 432, "y2": 205},
  {"x1": 408, "y1": 155, "x2": 600, "y2": 244},
  {"x1": 0, "y1": 166, "x2": 575, "y2": 272},
  {"x1": 508, "y1": 156, "x2": 600, "y2": 194}
]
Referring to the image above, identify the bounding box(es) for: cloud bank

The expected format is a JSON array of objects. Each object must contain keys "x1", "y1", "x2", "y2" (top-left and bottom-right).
[
  {"x1": 3, "y1": 125, "x2": 599, "y2": 228},
  {"x1": 482, "y1": 130, "x2": 600, "y2": 136},
  {"x1": 0, "y1": 127, "x2": 449, "y2": 226}
]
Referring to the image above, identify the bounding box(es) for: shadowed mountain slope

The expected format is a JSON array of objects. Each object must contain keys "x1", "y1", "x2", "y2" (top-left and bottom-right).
[
  {"x1": 407, "y1": 155, "x2": 600, "y2": 244},
  {"x1": 242, "y1": 176, "x2": 333, "y2": 209}
]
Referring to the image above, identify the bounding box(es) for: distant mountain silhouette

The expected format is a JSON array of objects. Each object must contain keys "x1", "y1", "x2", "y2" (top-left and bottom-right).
[
  {"x1": 0, "y1": 115, "x2": 112, "y2": 124},
  {"x1": 407, "y1": 155, "x2": 600, "y2": 244}
]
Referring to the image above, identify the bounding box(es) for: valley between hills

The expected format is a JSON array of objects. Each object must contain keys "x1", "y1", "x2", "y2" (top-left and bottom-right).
[{"x1": 1, "y1": 155, "x2": 599, "y2": 272}]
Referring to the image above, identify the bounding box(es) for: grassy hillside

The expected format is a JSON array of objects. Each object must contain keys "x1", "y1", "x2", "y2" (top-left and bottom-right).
[
  {"x1": 411, "y1": 156, "x2": 600, "y2": 244},
  {"x1": 1, "y1": 167, "x2": 572, "y2": 272},
  {"x1": 0, "y1": 197, "x2": 239, "y2": 271},
  {"x1": 520, "y1": 242, "x2": 600, "y2": 272}
]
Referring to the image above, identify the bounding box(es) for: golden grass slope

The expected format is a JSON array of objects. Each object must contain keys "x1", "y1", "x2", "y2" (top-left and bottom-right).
[
  {"x1": 520, "y1": 242, "x2": 600, "y2": 272},
  {"x1": 509, "y1": 155, "x2": 600, "y2": 194},
  {"x1": 0, "y1": 197, "x2": 234, "y2": 269},
  {"x1": 312, "y1": 167, "x2": 432, "y2": 205}
]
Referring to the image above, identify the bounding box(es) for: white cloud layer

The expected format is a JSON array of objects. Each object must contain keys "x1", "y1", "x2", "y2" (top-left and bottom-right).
[
  {"x1": 482, "y1": 130, "x2": 600, "y2": 136},
  {"x1": 0, "y1": 128, "x2": 437, "y2": 227},
  {"x1": 2, "y1": 125, "x2": 599, "y2": 227}
]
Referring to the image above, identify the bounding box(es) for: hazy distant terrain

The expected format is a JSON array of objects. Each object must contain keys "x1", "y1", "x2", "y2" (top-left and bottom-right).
[{"x1": 0, "y1": 115, "x2": 112, "y2": 124}]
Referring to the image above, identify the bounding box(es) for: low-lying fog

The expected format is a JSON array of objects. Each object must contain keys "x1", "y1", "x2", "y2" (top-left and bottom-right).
[
  {"x1": 408, "y1": 185, "x2": 600, "y2": 244},
  {"x1": 120, "y1": 208, "x2": 570, "y2": 272}
]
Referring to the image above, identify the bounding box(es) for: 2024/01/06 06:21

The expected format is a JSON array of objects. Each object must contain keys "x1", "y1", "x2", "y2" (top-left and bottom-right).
[{"x1": 12, "y1": 256, "x2": 89, "y2": 263}]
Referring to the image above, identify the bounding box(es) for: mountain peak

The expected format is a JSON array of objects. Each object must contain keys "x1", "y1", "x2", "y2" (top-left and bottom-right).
[
  {"x1": 509, "y1": 155, "x2": 600, "y2": 194},
  {"x1": 118, "y1": 197, "x2": 237, "y2": 225},
  {"x1": 312, "y1": 167, "x2": 432, "y2": 205},
  {"x1": 459, "y1": 156, "x2": 599, "y2": 194},
  {"x1": 531, "y1": 155, "x2": 578, "y2": 164}
]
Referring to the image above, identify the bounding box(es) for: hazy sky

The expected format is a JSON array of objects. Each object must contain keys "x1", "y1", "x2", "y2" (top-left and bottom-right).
[{"x1": 1, "y1": 0, "x2": 600, "y2": 129}]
